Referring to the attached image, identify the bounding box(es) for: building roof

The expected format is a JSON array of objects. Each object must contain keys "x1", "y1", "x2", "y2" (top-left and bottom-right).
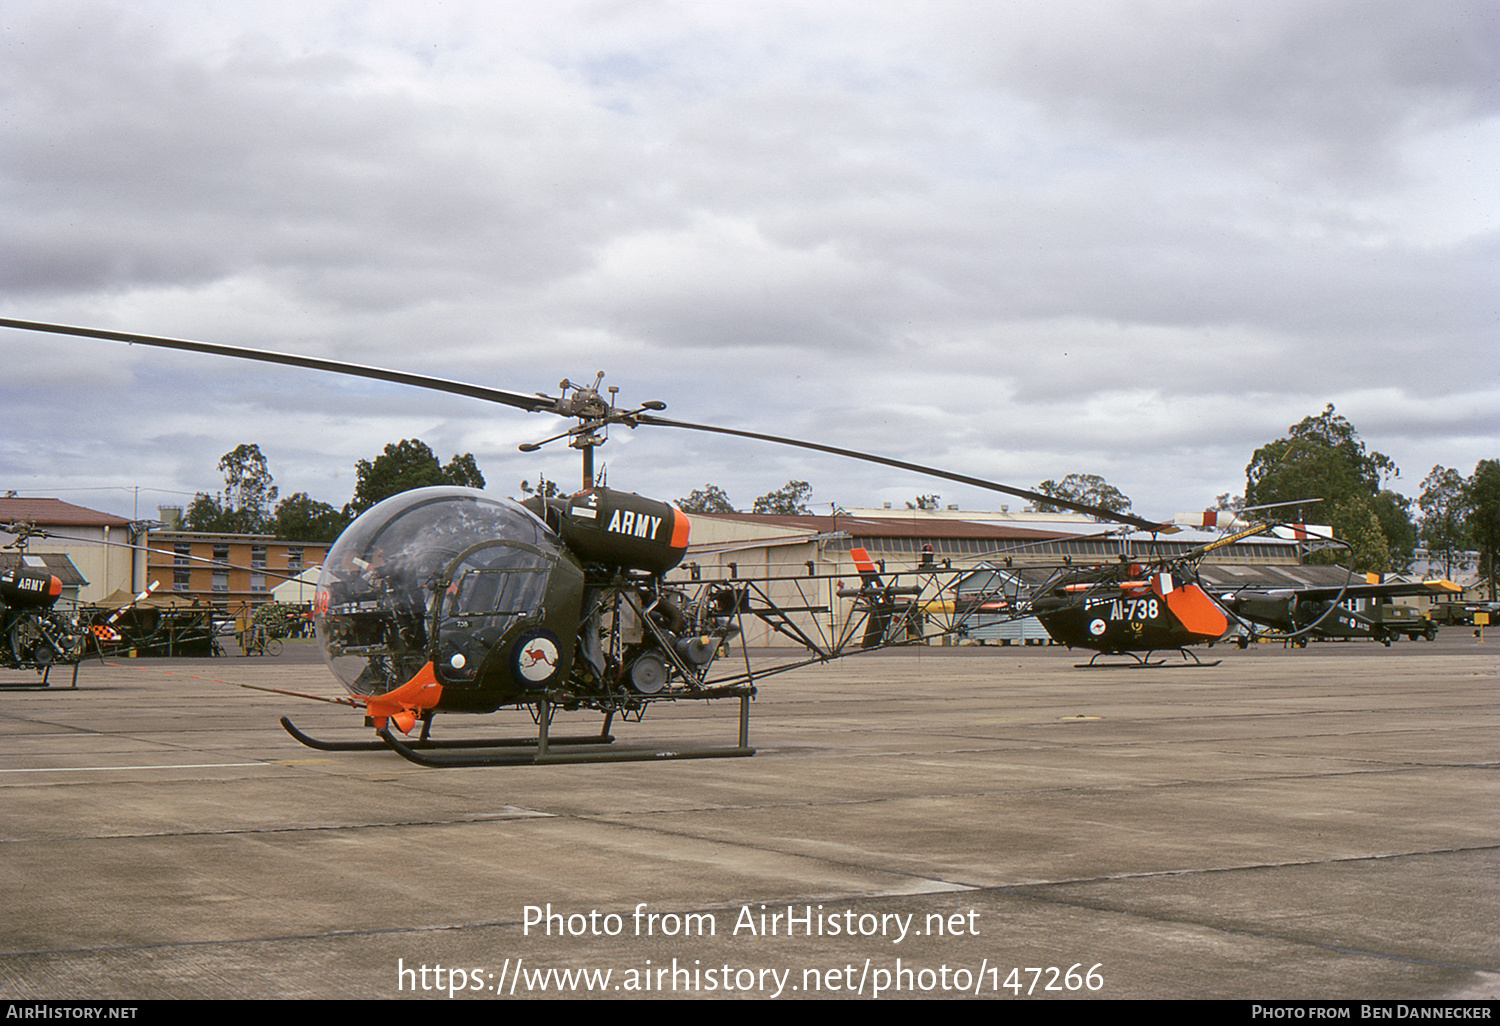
[
  {"x1": 0, "y1": 551, "x2": 89, "y2": 586},
  {"x1": 150, "y1": 530, "x2": 279, "y2": 543},
  {"x1": 0, "y1": 498, "x2": 133, "y2": 529}
]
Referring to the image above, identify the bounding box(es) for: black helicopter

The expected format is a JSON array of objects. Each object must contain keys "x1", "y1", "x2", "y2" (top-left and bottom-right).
[
  {"x1": 837, "y1": 536, "x2": 1230, "y2": 665},
  {"x1": 1028, "y1": 561, "x2": 1232, "y2": 666},
  {"x1": 1, "y1": 525, "x2": 86, "y2": 685},
  {"x1": 953, "y1": 520, "x2": 1288, "y2": 666},
  {"x1": 0, "y1": 316, "x2": 1184, "y2": 763},
  {"x1": 947, "y1": 505, "x2": 1367, "y2": 666}
]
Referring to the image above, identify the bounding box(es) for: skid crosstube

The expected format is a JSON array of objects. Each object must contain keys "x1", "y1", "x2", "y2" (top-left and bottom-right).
[
  {"x1": 281, "y1": 687, "x2": 755, "y2": 767},
  {"x1": 1073, "y1": 649, "x2": 1222, "y2": 669}
]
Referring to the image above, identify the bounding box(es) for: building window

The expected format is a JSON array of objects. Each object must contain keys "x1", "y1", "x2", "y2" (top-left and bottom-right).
[
  {"x1": 213, "y1": 544, "x2": 229, "y2": 565},
  {"x1": 287, "y1": 547, "x2": 304, "y2": 570},
  {"x1": 174, "y1": 569, "x2": 191, "y2": 592},
  {"x1": 212, "y1": 570, "x2": 228, "y2": 592},
  {"x1": 174, "y1": 543, "x2": 192, "y2": 566},
  {"x1": 251, "y1": 573, "x2": 267, "y2": 593},
  {"x1": 251, "y1": 545, "x2": 267, "y2": 568}
]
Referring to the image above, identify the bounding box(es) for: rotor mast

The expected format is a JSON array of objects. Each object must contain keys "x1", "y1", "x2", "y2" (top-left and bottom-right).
[{"x1": 518, "y1": 374, "x2": 666, "y2": 491}]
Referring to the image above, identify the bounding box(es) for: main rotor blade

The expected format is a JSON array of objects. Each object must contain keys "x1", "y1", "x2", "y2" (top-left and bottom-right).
[
  {"x1": 2, "y1": 316, "x2": 1168, "y2": 532},
  {"x1": 0, "y1": 317, "x2": 559, "y2": 414},
  {"x1": 635, "y1": 413, "x2": 1169, "y2": 532}
]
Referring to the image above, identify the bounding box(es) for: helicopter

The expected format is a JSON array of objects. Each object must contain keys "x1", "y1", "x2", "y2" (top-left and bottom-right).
[
  {"x1": 0, "y1": 524, "x2": 86, "y2": 685},
  {"x1": 1, "y1": 316, "x2": 1203, "y2": 764},
  {"x1": 1026, "y1": 560, "x2": 1233, "y2": 666},
  {"x1": 950, "y1": 510, "x2": 1358, "y2": 666}
]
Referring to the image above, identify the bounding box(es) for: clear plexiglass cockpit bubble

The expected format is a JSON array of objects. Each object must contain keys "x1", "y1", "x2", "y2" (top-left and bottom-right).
[{"x1": 314, "y1": 487, "x2": 563, "y2": 695}]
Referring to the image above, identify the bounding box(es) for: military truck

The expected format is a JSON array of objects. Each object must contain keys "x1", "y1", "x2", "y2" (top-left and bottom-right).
[{"x1": 1370, "y1": 602, "x2": 1438, "y2": 642}]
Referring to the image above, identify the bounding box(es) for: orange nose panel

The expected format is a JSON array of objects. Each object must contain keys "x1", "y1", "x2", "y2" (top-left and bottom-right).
[{"x1": 363, "y1": 662, "x2": 444, "y2": 734}]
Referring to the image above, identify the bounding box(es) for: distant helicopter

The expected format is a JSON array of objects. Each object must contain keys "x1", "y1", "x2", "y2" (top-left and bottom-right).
[
  {"x1": 0, "y1": 316, "x2": 1185, "y2": 763},
  {"x1": 0, "y1": 524, "x2": 85, "y2": 684},
  {"x1": 1028, "y1": 560, "x2": 1233, "y2": 666},
  {"x1": 955, "y1": 510, "x2": 1354, "y2": 666}
]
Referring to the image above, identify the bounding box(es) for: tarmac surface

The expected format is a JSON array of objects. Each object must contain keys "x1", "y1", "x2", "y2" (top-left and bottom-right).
[{"x1": 0, "y1": 632, "x2": 1495, "y2": 1000}]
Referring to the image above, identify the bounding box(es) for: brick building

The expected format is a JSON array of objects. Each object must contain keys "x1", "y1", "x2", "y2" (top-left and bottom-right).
[{"x1": 145, "y1": 531, "x2": 330, "y2": 613}]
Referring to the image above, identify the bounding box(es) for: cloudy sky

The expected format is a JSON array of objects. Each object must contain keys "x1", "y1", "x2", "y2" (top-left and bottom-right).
[{"x1": 2, "y1": 0, "x2": 1495, "y2": 526}]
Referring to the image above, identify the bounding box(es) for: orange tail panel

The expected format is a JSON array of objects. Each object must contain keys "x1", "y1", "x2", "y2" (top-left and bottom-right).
[{"x1": 1166, "y1": 584, "x2": 1229, "y2": 639}]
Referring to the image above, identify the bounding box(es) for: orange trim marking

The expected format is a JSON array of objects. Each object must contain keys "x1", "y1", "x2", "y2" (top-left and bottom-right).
[
  {"x1": 1166, "y1": 584, "x2": 1229, "y2": 639},
  {"x1": 364, "y1": 661, "x2": 444, "y2": 733}
]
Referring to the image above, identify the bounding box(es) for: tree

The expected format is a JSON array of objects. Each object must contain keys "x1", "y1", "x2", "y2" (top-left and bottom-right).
[
  {"x1": 752, "y1": 480, "x2": 812, "y2": 515},
  {"x1": 273, "y1": 492, "x2": 347, "y2": 543},
  {"x1": 1419, "y1": 466, "x2": 1472, "y2": 579},
  {"x1": 443, "y1": 452, "x2": 487, "y2": 490},
  {"x1": 1465, "y1": 459, "x2": 1500, "y2": 601},
  {"x1": 344, "y1": 439, "x2": 487, "y2": 518},
  {"x1": 184, "y1": 443, "x2": 278, "y2": 534},
  {"x1": 219, "y1": 444, "x2": 278, "y2": 528},
  {"x1": 183, "y1": 492, "x2": 237, "y2": 533},
  {"x1": 1371, "y1": 490, "x2": 1416, "y2": 574},
  {"x1": 676, "y1": 484, "x2": 735, "y2": 513},
  {"x1": 1244, "y1": 404, "x2": 1401, "y2": 571},
  {"x1": 1029, "y1": 474, "x2": 1132, "y2": 518},
  {"x1": 1245, "y1": 405, "x2": 1396, "y2": 523},
  {"x1": 520, "y1": 476, "x2": 562, "y2": 500},
  {"x1": 1332, "y1": 493, "x2": 1393, "y2": 576}
]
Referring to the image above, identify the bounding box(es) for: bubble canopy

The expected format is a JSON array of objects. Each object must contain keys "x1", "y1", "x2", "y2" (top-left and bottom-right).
[{"x1": 315, "y1": 487, "x2": 578, "y2": 700}]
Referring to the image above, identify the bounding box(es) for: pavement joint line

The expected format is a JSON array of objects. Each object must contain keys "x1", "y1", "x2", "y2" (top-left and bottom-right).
[
  {"x1": 0, "y1": 811, "x2": 559, "y2": 844},
  {"x1": 577, "y1": 761, "x2": 1498, "y2": 804},
  {"x1": 782, "y1": 726, "x2": 1500, "y2": 752},
  {"x1": 0, "y1": 761, "x2": 270, "y2": 773},
  {"x1": 4, "y1": 803, "x2": 982, "y2": 891},
  {"x1": 995, "y1": 843, "x2": 1500, "y2": 889},
  {"x1": 1002, "y1": 876, "x2": 1498, "y2": 975},
  {"x1": 0, "y1": 754, "x2": 1485, "y2": 793}
]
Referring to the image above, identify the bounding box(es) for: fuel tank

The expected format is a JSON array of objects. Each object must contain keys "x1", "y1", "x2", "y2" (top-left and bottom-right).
[
  {"x1": 556, "y1": 487, "x2": 690, "y2": 574},
  {"x1": 0, "y1": 568, "x2": 63, "y2": 610}
]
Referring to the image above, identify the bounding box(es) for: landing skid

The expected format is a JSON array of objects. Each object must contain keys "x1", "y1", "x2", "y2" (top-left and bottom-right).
[
  {"x1": 282, "y1": 688, "x2": 756, "y2": 768},
  {"x1": 1074, "y1": 649, "x2": 1222, "y2": 669},
  {"x1": 0, "y1": 661, "x2": 81, "y2": 689},
  {"x1": 280, "y1": 714, "x2": 615, "y2": 752}
]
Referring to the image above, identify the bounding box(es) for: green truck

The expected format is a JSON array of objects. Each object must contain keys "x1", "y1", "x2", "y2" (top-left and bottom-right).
[{"x1": 1370, "y1": 602, "x2": 1439, "y2": 642}]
